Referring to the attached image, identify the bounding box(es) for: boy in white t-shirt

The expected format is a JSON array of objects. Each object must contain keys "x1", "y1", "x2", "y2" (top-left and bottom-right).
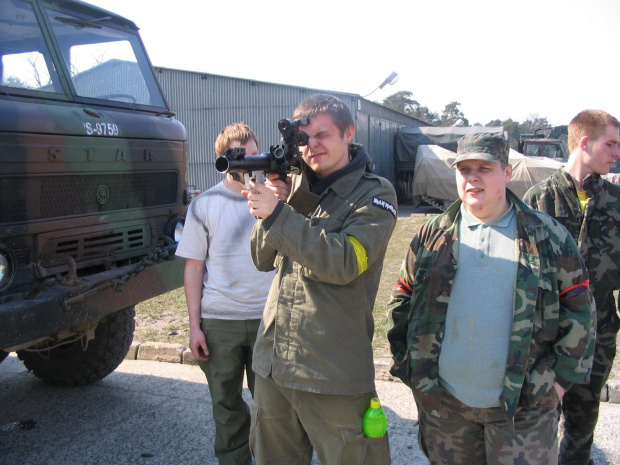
[{"x1": 176, "y1": 123, "x2": 282, "y2": 465}]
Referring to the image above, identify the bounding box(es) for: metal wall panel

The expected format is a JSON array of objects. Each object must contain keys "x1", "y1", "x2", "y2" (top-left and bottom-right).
[
  {"x1": 155, "y1": 67, "x2": 427, "y2": 193},
  {"x1": 356, "y1": 112, "x2": 370, "y2": 150}
]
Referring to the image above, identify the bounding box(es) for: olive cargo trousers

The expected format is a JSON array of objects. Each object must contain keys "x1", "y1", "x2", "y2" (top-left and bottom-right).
[
  {"x1": 249, "y1": 374, "x2": 391, "y2": 465},
  {"x1": 198, "y1": 318, "x2": 261, "y2": 465}
]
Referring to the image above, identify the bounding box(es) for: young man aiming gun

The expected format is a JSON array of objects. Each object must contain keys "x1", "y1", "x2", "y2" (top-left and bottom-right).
[{"x1": 243, "y1": 94, "x2": 397, "y2": 465}]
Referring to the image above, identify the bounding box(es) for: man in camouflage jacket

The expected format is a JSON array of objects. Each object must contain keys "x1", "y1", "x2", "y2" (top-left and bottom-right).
[
  {"x1": 524, "y1": 110, "x2": 620, "y2": 465},
  {"x1": 387, "y1": 133, "x2": 595, "y2": 465}
]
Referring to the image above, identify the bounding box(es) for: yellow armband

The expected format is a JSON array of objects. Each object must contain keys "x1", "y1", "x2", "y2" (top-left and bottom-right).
[{"x1": 347, "y1": 236, "x2": 368, "y2": 275}]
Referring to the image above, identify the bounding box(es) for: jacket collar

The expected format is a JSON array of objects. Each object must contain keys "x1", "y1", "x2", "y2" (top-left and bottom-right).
[
  {"x1": 442, "y1": 189, "x2": 543, "y2": 228},
  {"x1": 556, "y1": 166, "x2": 606, "y2": 204},
  {"x1": 306, "y1": 144, "x2": 372, "y2": 197},
  {"x1": 287, "y1": 144, "x2": 371, "y2": 216}
]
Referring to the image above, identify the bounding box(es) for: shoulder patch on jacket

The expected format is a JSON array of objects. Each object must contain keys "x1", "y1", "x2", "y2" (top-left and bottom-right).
[{"x1": 372, "y1": 197, "x2": 397, "y2": 218}]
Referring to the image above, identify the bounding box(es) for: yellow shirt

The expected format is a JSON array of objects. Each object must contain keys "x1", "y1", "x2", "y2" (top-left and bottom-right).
[{"x1": 577, "y1": 190, "x2": 588, "y2": 212}]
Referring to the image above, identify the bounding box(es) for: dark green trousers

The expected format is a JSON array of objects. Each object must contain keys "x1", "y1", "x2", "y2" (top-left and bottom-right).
[
  {"x1": 559, "y1": 326, "x2": 617, "y2": 465},
  {"x1": 198, "y1": 318, "x2": 260, "y2": 465}
]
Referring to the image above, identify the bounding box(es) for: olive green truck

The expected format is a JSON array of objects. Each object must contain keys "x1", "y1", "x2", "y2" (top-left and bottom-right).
[{"x1": 0, "y1": 0, "x2": 190, "y2": 385}]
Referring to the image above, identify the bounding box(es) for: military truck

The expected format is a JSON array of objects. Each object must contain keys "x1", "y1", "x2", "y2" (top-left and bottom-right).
[
  {"x1": 519, "y1": 126, "x2": 620, "y2": 172},
  {"x1": 394, "y1": 126, "x2": 564, "y2": 210},
  {"x1": 0, "y1": 0, "x2": 190, "y2": 385},
  {"x1": 517, "y1": 126, "x2": 569, "y2": 162}
]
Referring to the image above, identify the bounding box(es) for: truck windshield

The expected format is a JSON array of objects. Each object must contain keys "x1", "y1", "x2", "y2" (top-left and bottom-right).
[
  {"x1": 0, "y1": 0, "x2": 63, "y2": 93},
  {"x1": 0, "y1": 0, "x2": 167, "y2": 108}
]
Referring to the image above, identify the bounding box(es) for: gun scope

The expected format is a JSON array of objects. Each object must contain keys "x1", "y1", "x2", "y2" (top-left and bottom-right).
[{"x1": 278, "y1": 118, "x2": 309, "y2": 146}]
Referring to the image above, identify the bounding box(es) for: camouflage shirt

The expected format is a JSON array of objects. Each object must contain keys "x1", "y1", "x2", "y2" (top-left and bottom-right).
[
  {"x1": 523, "y1": 167, "x2": 620, "y2": 334},
  {"x1": 386, "y1": 190, "x2": 595, "y2": 420}
]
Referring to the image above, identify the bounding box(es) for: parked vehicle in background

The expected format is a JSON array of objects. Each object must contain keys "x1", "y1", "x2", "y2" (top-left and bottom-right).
[
  {"x1": 519, "y1": 125, "x2": 620, "y2": 172},
  {"x1": 395, "y1": 126, "x2": 564, "y2": 211},
  {"x1": 0, "y1": 0, "x2": 191, "y2": 385},
  {"x1": 518, "y1": 126, "x2": 569, "y2": 162}
]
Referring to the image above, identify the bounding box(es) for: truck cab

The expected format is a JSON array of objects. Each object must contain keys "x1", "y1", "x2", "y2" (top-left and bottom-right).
[
  {"x1": 0, "y1": 0, "x2": 190, "y2": 385},
  {"x1": 518, "y1": 128, "x2": 569, "y2": 162},
  {"x1": 520, "y1": 138, "x2": 568, "y2": 162}
]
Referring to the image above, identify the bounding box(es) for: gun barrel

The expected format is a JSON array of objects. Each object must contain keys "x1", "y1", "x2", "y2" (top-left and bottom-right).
[{"x1": 215, "y1": 152, "x2": 275, "y2": 174}]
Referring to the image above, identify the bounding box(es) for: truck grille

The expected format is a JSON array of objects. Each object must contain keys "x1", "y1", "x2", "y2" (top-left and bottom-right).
[
  {"x1": 0, "y1": 172, "x2": 178, "y2": 223},
  {"x1": 38, "y1": 224, "x2": 151, "y2": 269}
]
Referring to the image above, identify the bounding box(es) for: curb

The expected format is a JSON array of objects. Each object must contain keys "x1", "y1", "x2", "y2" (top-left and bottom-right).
[
  {"x1": 125, "y1": 341, "x2": 197, "y2": 366},
  {"x1": 126, "y1": 341, "x2": 620, "y2": 404}
]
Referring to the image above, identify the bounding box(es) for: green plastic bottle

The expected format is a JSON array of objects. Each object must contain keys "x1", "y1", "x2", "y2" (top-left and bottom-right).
[{"x1": 363, "y1": 397, "x2": 387, "y2": 437}]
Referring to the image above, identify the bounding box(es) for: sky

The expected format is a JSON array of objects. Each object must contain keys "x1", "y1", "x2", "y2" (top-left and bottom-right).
[{"x1": 85, "y1": 0, "x2": 620, "y2": 126}]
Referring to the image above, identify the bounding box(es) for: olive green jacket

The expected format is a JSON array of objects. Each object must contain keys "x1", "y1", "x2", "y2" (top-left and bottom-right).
[
  {"x1": 251, "y1": 155, "x2": 397, "y2": 395},
  {"x1": 387, "y1": 190, "x2": 595, "y2": 420},
  {"x1": 524, "y1": 167, "x2": 620, "y2": 334}
]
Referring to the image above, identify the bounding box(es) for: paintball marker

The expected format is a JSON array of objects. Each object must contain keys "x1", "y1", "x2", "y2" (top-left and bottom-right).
[{"x1": 215, "y1": 118, "x2": 309, "y2": 187}]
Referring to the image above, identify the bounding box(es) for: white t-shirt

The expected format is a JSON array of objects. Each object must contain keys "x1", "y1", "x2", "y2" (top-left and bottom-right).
[{"x1": 176, "y1": 181, "x2": 275, "y2": 320}]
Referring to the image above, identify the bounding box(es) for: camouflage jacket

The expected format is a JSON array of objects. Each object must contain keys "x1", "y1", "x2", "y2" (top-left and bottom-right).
[
  {"x1": 386, "y1": 190, "x2": 595, "y2": 420},
  {"x1": 524, "y1": 167, "x2": 620, "y2": 334}
]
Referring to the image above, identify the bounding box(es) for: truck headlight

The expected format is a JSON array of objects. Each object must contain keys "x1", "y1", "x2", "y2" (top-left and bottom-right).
[{"x1": 0, "y1": 249, "x2": 14, "y2": 291}]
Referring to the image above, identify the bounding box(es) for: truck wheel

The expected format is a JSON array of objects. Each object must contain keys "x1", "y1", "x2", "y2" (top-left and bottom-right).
[{"x1": 16, "y1": 307, "x2": 135, "y2": 386}]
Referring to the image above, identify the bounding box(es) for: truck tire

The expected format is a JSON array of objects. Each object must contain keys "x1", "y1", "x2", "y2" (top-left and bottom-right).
[{"x1": 16, "y1": 307, "x2": 135, "y2": 386}]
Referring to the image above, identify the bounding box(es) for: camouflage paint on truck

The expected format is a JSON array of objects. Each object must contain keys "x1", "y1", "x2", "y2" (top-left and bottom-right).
[{"x1": 0, "y1": 0, "x2": 190, "y2": 384}]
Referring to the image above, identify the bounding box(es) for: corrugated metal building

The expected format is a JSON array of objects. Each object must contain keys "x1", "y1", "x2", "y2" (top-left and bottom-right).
[{"x1": 154, "y1": 67, "x2": 428, "y2": 193}]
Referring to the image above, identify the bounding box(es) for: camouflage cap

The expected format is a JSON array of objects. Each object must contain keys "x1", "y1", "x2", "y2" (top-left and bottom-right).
[{"x1": 452, "y1": 133, "x2": 510, "y2": 166}]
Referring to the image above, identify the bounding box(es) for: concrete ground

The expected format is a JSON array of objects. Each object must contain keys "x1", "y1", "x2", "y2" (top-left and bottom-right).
[{"x1": 1, "y1": 353, "x2": 620, "y2": 465}]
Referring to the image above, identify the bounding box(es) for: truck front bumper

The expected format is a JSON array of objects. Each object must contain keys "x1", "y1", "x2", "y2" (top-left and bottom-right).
[{"x1": 0, "y1": 255, "x2": 185, "y2": 350}]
